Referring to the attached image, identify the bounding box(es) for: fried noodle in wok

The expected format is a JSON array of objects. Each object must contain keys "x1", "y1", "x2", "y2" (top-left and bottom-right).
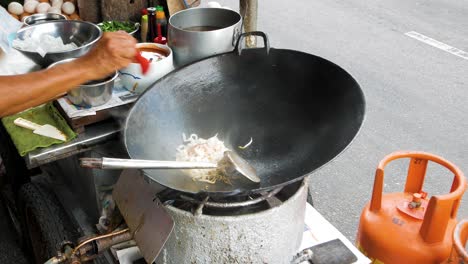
[{"x1": 176, "y1": 134, "x2": 231, "y2": 184}]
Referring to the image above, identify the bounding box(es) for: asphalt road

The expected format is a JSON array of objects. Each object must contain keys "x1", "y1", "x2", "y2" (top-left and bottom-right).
[{"x1": 216, "y1": 0, "x2": 468, "y2": 240}]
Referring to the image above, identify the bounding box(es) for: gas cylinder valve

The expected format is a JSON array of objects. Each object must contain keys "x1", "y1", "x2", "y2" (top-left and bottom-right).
[{"x1": 408, "y1": 193, "x2": 422, "y2": 209}]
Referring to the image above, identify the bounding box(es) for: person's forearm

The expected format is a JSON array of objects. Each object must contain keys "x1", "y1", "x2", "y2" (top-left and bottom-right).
[
  {"x1": 0, "y1": 32, "x2": 137, "y2": 117},
  {"x1": 0, "y1": 59, "x2": 95, "y2": 117}
]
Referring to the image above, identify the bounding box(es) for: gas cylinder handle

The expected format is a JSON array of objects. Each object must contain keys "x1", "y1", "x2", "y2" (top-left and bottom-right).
[{"x1": 369, "y1": 151, "x2": 467, "y2": 243}]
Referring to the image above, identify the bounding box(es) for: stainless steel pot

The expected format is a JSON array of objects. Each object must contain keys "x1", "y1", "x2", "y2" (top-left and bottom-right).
[
  {"x1": 48, "y1": 58, "x2": 116, "y2": 107},
  {"x1": 67, "y1": 73, "x2": 116, "y2": 107},
  {"x1": 168, "y1": 8, "x2": 242, "y2": 67}
]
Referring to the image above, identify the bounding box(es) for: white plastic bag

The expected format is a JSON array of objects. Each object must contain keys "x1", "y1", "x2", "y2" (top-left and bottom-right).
[{"x1": 0, "y1": 6, "x2": 22, "y2": 53}]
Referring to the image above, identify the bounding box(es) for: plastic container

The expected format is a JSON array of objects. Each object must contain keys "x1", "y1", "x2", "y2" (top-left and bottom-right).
[{"x1": 119, "y1": 43, "x2": 174, "y2": 94}]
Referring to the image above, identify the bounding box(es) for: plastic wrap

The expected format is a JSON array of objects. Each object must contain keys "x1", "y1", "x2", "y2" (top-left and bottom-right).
[{"x1": 0, "y1": 6, "x2": 22, "y2": 53}]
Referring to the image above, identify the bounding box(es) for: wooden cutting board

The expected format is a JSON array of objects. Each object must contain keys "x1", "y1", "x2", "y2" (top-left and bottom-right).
[
  {"x1": 101, "y1": 0, "x2": 146, "y2": 22},
  {"x1": 77, "y1": 0, "x2": 101, "y2": 23},
  {"x1": 167, "y1": 0, "x2": 185, "y2": 16}
]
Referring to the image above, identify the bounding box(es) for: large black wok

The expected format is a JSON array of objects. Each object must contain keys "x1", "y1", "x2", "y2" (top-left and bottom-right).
[{"x1": 124, "y1": 32, "x2": 365, "y2": 196}]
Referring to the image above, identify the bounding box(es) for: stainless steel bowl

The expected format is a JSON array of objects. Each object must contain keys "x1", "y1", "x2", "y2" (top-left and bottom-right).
[
  {"x1": 23, "y1": 13, "x2": 67, "y2": 26},
  {"x1": 12, "y1": 20, "x2": 102, "y2": 67},
  {"x1": 48, "y1": 58, "x2": 117, "y2": 107},
  {"x1": 168, "y1": 8, "x2": 242, "y2": 67}
]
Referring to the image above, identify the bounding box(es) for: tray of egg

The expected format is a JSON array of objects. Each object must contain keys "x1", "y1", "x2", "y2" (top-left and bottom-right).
[{"x1": 7, "y1": 0, "x2": 80, "y2": 22}]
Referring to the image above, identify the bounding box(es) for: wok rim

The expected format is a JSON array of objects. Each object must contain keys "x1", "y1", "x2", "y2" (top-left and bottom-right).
[{"x1": 123, "y1": 47, "x2": 366, "y2": 196}]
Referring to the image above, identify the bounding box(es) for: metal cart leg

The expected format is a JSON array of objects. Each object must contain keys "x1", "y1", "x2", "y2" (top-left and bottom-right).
[{"x1": 240, "y1": 0, "x2": 258, "y2": 47}]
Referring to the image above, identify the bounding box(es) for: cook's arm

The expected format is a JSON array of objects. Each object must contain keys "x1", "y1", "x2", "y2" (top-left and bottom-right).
[{"x1": 0, "y1": 32, "x2": 137, "y2": 117}]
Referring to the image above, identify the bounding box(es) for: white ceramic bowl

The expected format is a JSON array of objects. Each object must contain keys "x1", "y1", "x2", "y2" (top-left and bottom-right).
[{"x1": 119, "y1": 43, "x2": 174, "y2": 94}]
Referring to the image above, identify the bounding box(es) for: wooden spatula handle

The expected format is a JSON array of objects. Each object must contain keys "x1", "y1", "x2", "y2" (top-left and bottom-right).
[{"x1": 13, "y1": 118, "x2": 42, "y2": 131}]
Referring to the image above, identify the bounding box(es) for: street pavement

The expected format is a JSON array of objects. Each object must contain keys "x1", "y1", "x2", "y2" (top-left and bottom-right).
[{"x1": 217, "y1": 0, "x2": 468, "y2": 240}]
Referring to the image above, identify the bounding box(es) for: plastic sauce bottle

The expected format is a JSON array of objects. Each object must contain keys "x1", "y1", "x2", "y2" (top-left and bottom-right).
[
  {"x1": 147, "y1": 7, "x2": 157, "y2": 43},
  {"x1": 156, "y1": 6, "x2": 167, "y2": 37},
  {"x1": 140, "y1": 15, "x2": 148, "y2": 42}
]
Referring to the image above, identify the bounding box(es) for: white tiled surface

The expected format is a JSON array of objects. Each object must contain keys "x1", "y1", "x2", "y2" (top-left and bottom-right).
[{"x1": 301, "y1": 203, "x2": 371, "y2": 264}]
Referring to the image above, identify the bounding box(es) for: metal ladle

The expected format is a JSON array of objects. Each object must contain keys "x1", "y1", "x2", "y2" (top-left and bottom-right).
[{"x1": 80, "y1": 151, "x2": 260, "y2": 183}]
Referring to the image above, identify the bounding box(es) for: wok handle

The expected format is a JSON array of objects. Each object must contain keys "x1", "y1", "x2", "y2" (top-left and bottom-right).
[
  {"x1": 235, "y1": 31, "x2": 270, "y2": 56},
  {"x1": 79, "y1": 157, "x2": 217, "y2": 170}
]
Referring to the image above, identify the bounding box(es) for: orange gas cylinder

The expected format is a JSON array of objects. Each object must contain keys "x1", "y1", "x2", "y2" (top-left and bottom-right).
[
  {"x1": 356, "y1": 151, "x2": 467, "y2": 264},
  {"x1": 448, "y1": 218, "x2": 468, "y2": 263}
]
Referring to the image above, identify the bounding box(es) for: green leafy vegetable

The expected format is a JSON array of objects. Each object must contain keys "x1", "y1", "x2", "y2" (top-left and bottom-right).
[{"x1": 98, "y1": 21, "x2": 137, "y2": 33}]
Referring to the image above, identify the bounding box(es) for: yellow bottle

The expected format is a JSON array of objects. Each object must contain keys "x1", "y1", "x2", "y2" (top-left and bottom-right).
[{"x1": 140, "y1": 15, "x2": 148, "y2": 42}]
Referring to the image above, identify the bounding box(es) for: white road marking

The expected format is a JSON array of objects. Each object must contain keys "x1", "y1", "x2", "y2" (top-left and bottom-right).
[{"x1": 405, "y1": 31, "x2": 468, "y2": 60}]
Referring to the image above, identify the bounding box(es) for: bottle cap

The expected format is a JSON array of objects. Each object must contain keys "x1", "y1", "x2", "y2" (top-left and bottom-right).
[
  {"x1": 141, "y1": 15, "x2": 148, "y2": 21},
  {"x1": 156, "y1": 6, "x2": 164, "y2": 11},
  {"x1": 156, "y1": 7, "x2": 166, "y2": 19}
]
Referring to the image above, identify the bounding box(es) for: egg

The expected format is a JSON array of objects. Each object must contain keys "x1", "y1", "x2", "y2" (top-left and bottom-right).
[
  {"x1": 23, "y1": 0, "x2": 39, "y2": 13},
  {"x1": 8, "y1": 2, "x2": 24, "y2": 15},
  {"x1": 52, "y1": 3, "x2": 62, "y2": 9},
  {"x1": 47, "y1": 6, "x2": 61, "y2": 14},
  {"x1": 51, "y1": 0, "x2": 62, "y2": 6},
  {"x1": 206, "y1": 1, "x2": 221, "y2": 8},
  {"x1": 36, "y1": 2, "x2": 51, "y2": 13},
  {"x1": 61, "y1": 2, "x2": 75, "y2": 15}
]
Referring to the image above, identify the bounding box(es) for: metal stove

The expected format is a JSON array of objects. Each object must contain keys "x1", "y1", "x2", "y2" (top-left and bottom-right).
[
  {"x1": 44, "y1": 160, "x2": 366, "y2": 264},
  {"x1": 156, "y1": 181, "x2": 307, "y2": 264},
  {"x1": 113, "y1": 169, "x2": 307, "y2": 264}
]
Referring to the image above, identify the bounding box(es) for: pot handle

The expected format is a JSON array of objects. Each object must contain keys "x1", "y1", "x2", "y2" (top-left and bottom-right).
[{"x1": 234, "y1": 31, "x2": 270, "y2": 56}]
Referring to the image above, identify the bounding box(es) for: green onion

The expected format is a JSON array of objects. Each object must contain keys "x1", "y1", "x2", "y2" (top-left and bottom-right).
[{"x1": 98, "y1": 21, "x2": 136, "y2": 33}]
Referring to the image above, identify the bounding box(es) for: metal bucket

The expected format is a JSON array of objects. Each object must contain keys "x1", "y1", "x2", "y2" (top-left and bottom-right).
[{"x1": 168, "y1": 8, "x2": 242, "y2": 67}]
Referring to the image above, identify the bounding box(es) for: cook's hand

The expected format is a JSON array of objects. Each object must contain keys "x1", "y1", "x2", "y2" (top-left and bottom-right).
[{"x1": 78, "y1": 32, "x2": 137, "y2": 80}]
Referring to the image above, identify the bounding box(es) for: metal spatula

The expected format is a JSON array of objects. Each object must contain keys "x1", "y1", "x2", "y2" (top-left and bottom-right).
[
  {"x1": 80, "y1": 151, "x2": 260, "y2": 183},
  {"x1": 14, "y1": 117, "x2": 67, "y2": 141}
]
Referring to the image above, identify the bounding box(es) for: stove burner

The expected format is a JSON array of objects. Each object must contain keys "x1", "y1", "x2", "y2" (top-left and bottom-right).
[
  {"x1": 180, "y1": 187, "x2": 282, "y2": 208},
  {"x1": 156, "y1": 181, "x2": 302, "y2": 216}
]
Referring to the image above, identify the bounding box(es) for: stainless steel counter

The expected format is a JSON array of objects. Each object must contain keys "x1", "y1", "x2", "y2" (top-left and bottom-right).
[{"x1": 24, "y1": 119, "x2": 121, "y2": 169}]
